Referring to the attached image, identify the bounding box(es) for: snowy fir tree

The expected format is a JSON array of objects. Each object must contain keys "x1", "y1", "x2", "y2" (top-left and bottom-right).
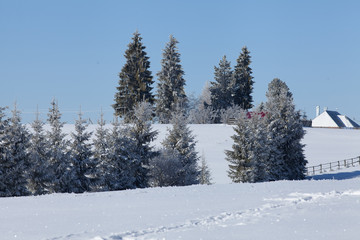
[
  {"x1": 27, "y1": 109, "x2": 51, "y2": 195},
  {"x1": 113, "y1": 31, "x2": 154, "y2": 122},
  {"x1": 92, "y1": 110, "x2": 109, "y2": 191},
  {"x1": 232, "y1": 46, "x2": 254, "y2": 110},
  {"x1": 0, "y1": 107, "x2": 9, "y2": 196},
  {"x1": 210, "y1": 55, "x2": 233, "y2": 121},
  {"x1": 199, "y1": 153, "x2": 212, "y2": 185},
  {"x1": 103, "y1": 118, "x2": 135, "y2": 191},
  {"x1": 0, "y1": 105, "x2": 30, "y2": 197},
  {"x1": 149, "y1": 148, "x2": 183, "y2": 187},
  {"x1": 162, "y1": 108, "x2": 200, "y2": 186},
  {"x1": 68, "y1": 110, "x2": 94, "y2": 193},
  {"x1": 46, "y1": 100, "x2": 71, "y2": 193},
  {"x1": 127, "y1": 102, "x2": 158, "y2": 188},
  {"x1": 264, "y1": 78, "x2": 307, "y2": 180},
  {"x1": 156, "y1": 35, "x2": 187, "y2": 123},
  {"x1": 225, "y1": 110, "x2": 254, "y2": 183}
]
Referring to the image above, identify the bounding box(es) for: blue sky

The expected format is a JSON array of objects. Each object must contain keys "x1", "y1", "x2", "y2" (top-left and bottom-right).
[{"x1": 1, "y1": 0, "x2": 359, "y2": 123}]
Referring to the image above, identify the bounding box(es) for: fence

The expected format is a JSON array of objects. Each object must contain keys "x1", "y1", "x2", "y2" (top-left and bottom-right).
[{"x1": 306, "y1": 156, "x2": 360, "y2": 176}]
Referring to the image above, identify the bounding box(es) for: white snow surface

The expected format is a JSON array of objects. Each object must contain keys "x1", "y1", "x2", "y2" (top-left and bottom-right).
[{"x1": 2, "y1": 125, "x2": 360, "y2": 240}]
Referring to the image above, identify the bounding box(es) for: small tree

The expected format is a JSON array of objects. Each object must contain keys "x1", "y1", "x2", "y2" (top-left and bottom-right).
[
  {"x1": 126, "y1": 102, "x2": 158, "y2": 188},
  {"x1": 162, "y1": 108, "x2": 199, "y2": 185},
  {"x1": 199, "y1": 153, "x2": 212, "y2": 185},
  {"x1": 104, "y1": 118, "x2": 135, "y2": 191},
  {"x1": 68, "y1": 110, "x2": 93, "y2": 193},
  {"x1": 28, "y1": 109, "x2": 51, "y2": 195},
  {"x1": 149, "y1": 148, "x2": 183, "y2": 187},
  {"x1": 92, "y1": 110, "x2": 109, "y2": 191},
  {"x1": 0, "y1": 105, "x2": 30, "y2": 197},
  {"x1": 46, "y1": 99, "x2": 71, "y2": 193}
]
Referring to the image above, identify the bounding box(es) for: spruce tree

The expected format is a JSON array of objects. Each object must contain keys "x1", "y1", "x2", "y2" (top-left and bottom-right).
[
  {"x1": 209, "y1": 55, "x2": 233, "y2": 120},
  {"x1": 28, "y1": 109, "x2": 51, "y2": 195},
  {"x1": 0, "y1": 107, "x2": 9, "y2": 196},
  {"x1": 46, "y1": 99, "x2": 71, "y2": 193},
  {"x1": 104, "y1": 118, "x2": 135, "y2": 191},
  {"x1": 127, "y1": 102, "x2": 158, "y2": 188},
  {"x1": 68, "y1": 110, "x2": 93, "y2": 193},
  {"x1": 265, "y1": 78, "x2": 307, "y2": 180},
  {"x1": 156, "y1": 35, "x2": 187, "y2": 123},
  {"x1": 162, "y1": 108, "x2": 199, "y2": 185},
  {"x1": 92, "y1": 110, "x2": 109, "y2": 191},
  {"x1": 225, "y1": 111, "x2": 253, "y2": 183},
  {"x1": 0, "y1": 105, "x2": 30, "y2": 196},
  {"x1": 113, "y1": 31, "x2": 154, "y2": 122},
  {"x1": 199, "y1": 153, "x2": 212, "y2": 185},
  {"x1": 232, "y1": 46, "x2": 254, "y2": 110}
]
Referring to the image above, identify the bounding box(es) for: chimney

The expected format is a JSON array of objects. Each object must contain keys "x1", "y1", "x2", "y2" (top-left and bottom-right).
[{"x1": 316, "y1": 106, "x2": 320, "y2": 117}]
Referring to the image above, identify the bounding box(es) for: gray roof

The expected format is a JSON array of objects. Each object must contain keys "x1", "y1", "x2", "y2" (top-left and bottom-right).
[{"x1": 326, "y1": 110, "x2": 360, "y2": 128}]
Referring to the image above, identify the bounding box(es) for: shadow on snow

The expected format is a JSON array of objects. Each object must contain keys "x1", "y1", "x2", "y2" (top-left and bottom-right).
[{"x1": 308, "y1": 170, "x2": 360, "y2": 180}]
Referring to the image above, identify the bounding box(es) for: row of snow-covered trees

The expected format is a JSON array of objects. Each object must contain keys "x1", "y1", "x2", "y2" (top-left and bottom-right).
[
  {"x1": 113, "y1": 31, "x2": 254, "y2": 124},
  {"x1": 226, "y1": 78, "x2": 307, "y2": 183},
  {"x1": 0, "y1": 101, "x2": 211, "y2": 197}
]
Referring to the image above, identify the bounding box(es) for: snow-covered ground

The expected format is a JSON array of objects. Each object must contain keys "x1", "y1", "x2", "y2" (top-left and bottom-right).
[{"x1": 1, "y1": 125, "x2": 360, "y2": 240}]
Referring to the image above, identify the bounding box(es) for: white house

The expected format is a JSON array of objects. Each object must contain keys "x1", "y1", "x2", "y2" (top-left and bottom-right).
[{"x1": 312, "y1": 109, "x2": 360, "y2": 128}]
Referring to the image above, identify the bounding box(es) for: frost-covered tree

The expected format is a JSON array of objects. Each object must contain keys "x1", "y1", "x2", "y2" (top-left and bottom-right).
[
  {"x1": 265, "y1": 78, "x2": 307, "y2": 180},
  {"x1": 113, "y1": 31, "x2": 154, "y2": 122},
  {"x1": 92, "y1": 111, "x2": 109, "y2": 191},
  {"x1": 220, "y1": 104, "x2": 243, "y2": 124},
  {"x1": 126, "y1": 102, "x2": 158, "y2": 188},
  {"x1": 162, "y1": 108, "x2": 199, "y2": 185},
  {"x1": 68, "y1": 110, "x2": 93, "y2": 193},
  {"x1": 103, "y1": 118, "x2": 135, "y2": 191},
  {"x1": 232, "y1": 46, "x2": 254, "y2": 110},
  {"x1": 28, "y1": 110, "x2": 51, "y2": 195},
  {"x1": 226, "y1": 107, "x2": 270, "y2": 183},
  {"x1": 199, "y1": 81, "x2": 212, "y2": 109},
  {"x1": 0, "y1": 105, "x2": 30, "y2": 197},
  {"x1": 188, "y1": 106, "x2": 217, "y2": 124},
  {"x1": 46, "y1": 100, "x2": 71, "y2": 193},
  {"x1": 156, "y1": 35, "x2": 187, "y2": 123},
  {"x1": 149, "y1": 148, "x2": 183, "y2": 187},
  {"x1": 210, "y1": 56, "x2": 233, "y2": 121},
  {"x1": 225, "y1": 111, "x2": 253, "y2": 182},
  {"x1": 199, "y1": 153, "x2": 212, "y2": 185}
]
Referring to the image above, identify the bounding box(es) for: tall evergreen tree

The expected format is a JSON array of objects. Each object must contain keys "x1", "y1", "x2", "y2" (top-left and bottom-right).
[
  {"x1": 209, "y1": 55, "x2": 233, "y2": 120},
  {"x1": 232, "y1": 46, "x2": 254, "y2": 110},
  {"x1": 127, "y1": 102, "x2": 158, "y2": 188},
  {"x1": 28, "y1": 109, "x2": 51, "y2": 195},
  {"x1": 265, "y1": 78, "x2": 307, "y2": 180},
  {"x1": 156, "y1": 35, "x2": 187, "y2": 123},
  {"x1": 199, "y1": 153, "x2": 212, "y2": 185},
  {"x1": 113, "y1": 31, "x2": 154, "y2": 122},
  {"x1": 0, "y1": 105, "x2": 30, "y2": 197},
  {"x1": 68, "y1": 110, "x2": 93, "y2": 193},
  {"x1": 0, "y1": 107, "x2": 9, "y2": 196},
  {"x1": 162, "y1": 108, "x2": 199, "y2": 186},
  {"x1": 46, "y1": 99, "x2": 71, "y2": 193}
]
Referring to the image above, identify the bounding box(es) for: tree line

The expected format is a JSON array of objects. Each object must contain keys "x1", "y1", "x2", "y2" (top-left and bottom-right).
[
  {"x1": 113, "y1": 31, "x2": 254, "y2": 124},
  {"x1": 0, "y1": 101, "x2": 211, "y2": 197}
]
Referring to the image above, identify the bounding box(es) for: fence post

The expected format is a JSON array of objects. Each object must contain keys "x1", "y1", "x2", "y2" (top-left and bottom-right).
[
  {"x1": 344, "y1": 160, "x2": 347, "y2": 168},
  {"x1": 352, "y1": 158, "x2": 354, "y2": 167},
  {"x1": 330, "y1": 162, "x2": 332, "y2": 171},
  {"x1": 320, "y1": 164, "x2": 322, "y2": 173},
  {"x1": 313, "y1": 166, "x2": 315, "y2": 175},
  {"x1": 338, "y1": 161, "x2": 340, "y2": 169},
  {"x1": 359, "y1": 156, "x2": 360, "y2": 166}
]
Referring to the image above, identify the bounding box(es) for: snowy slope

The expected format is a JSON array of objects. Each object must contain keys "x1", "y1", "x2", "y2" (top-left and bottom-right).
[{"x1": 4, "y1": 125, "x2": 359, "y2": 240}]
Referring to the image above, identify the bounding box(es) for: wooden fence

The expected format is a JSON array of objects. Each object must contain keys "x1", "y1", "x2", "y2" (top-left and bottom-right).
[{"x1": 306, "y1": 156, "x2": 360, "y2": 176}]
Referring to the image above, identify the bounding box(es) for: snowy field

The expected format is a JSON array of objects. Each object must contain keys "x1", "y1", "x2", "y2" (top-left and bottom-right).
[{"x1": 1, "y1": 125, "x2": 360, "y2": 240}]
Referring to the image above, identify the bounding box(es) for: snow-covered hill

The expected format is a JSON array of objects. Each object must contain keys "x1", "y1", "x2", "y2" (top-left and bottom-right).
[{"x1": 2, "y1": 125, "x2": 360, "y2": 240}]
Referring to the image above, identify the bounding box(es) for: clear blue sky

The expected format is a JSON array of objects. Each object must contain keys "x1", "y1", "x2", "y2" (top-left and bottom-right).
[{"x1": 1, "y1": 0, "x2": 359, "y2": 123}]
